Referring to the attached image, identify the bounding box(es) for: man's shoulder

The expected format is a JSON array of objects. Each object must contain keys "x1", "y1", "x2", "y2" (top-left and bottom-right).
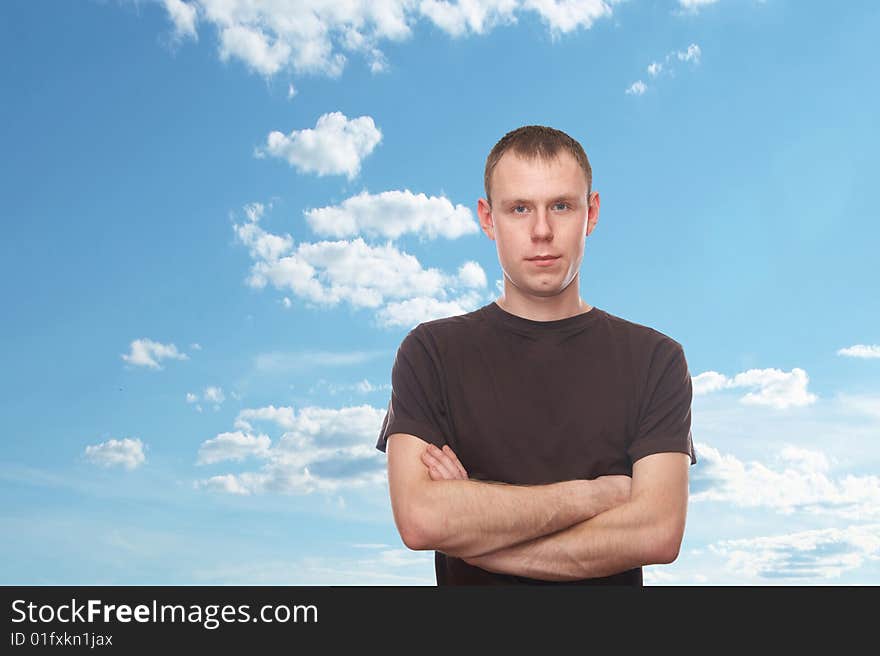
[
  {"x1": 600, "y1": 308, "x2": 684, "y2": 351},
  {"x1": 409, "y1": 304, "x2": 489, "y2": 339}
]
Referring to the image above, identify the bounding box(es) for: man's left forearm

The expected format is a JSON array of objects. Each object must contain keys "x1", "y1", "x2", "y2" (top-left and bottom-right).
[{"x1": 464, "y1": 495, "x2": 675, "y2": 581}]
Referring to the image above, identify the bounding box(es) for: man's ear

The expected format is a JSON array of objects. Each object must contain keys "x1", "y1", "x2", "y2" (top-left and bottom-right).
[
  {"x1": 477, "y1": 197, "x2": 495, "y2": 241},
  {"x1": 586, "y1": 191, "x2": 600, "y2": 237}
]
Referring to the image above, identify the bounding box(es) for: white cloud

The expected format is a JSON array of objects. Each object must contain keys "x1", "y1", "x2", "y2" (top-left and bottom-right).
[
  {"x1": 632, "y1": 42, "x2": 701, "y2": 92},
  {"x1": 309, "y1": 378, "x2": 393, "y2": 395},
  {"x1": 84, "y1": 437, "x2": 146, "y2": 470},
  {"x1": 186, "y1": 386, "x2": 226, "y2": 410},
  {"x1": 194, "y1": 404, "x2": 389, "y2": 495},
  {"x1": 690, "y1": 442, "x2": 880, "y2": 520},
  {"x1": 235, "y1": 203, "x2": 488, "y2": 328},
  {"x1": 521, "y1": 0, "x2": 617, "y2": 36},
  {"x1": 338, "y1": 19, "x2": 393, "y2": 72},
  {"x1": 355, "y1": 379, "x2": 389, "y2": 393},
  {"x1": 678, "y1": 0, "x2": 719, "y2": 12},
  {"x1": 691, "y1": 370, "x2": 728, "y2": 395},
  {"x1": 219, "y1": 23, "x2": 293, "y2": 76},
  {"x1": 730, "y1": 368, "x2": 817, "y2": 408},
  {"x1": 234, "y1": 219, "x2": 294, "y2": 263},
  {"x1": 252, "y1": 349, "x2": 387, "y2": 374},
  {"x1": 195, "y1": 473, "x2": 252, "y2": 495},
  {"x1": 249, "y1": 238, "x2": 446, "y2": 306},
  {"x1": 234, "y1": 405, "x2": 298, "y2": 432},
  {"x1": 376, "y1": 290, "x2": 487, "y2": 328},
  {"x1": 160, "y1": 1, "x2": 619, "y2": 80},
  {"x1": 203, "y1": 0, "x2": 402, "y2": 77},
  {"x1": 835, "y1": 393, "x2": 880, "y2": 421},
  {"x1": 367, "y1": 50, "x2": 389, "y2": 73},
  {"x1": 691, "y1": 389, "x2": 880, "y2": 481},
  {"x1": 304, "y1": 189, "x2": 479, "y2": 240},
  {"x1": 625, "y1": 80, "x2": 647, "y2": 95},
  {"x1": 418, "y1": 0, "x2": 519, "y2": 37},
  {"x1": 243, "y1": 201, "x2": 266, "y2": 223},
  {"x1": 664, "y1": 361, "x2": 880, "y2": 582},
  {"x1": 457, "y1": 261, "x2": 488, "y2": 289},
  {"x1": 121, "y1": 339, "x2": 189, "y2": 369},
  {"x1": 287, "y1": 82, "x2": 297, "y2": 99},
  {"x1": 285, "y1": 405, "x2": 384, "y2": 448},
  {"x1": 190, "y1": 342, "x2": 202, "y2": 350},
  {"x1": 197, "y1": 431, "x2": 272, "y2": 465},
  {"x1": 837, "y1": 344, "x2": 880, "y2": 359},
  {"x1": 709, "y1": 524, "x2": 880, "y2": 581},
  {"x1": 203, "y1": 386, "x2": 225, "y2": 404},
  {"x1": 692, "y1": 367, "x2": 817, "y2": 409},
  {"x1": 190, "y1": 551, "x2": 435, "y2": 584},
  {"x1": 779, "y1": 445, "x2": 832, "y2": 474},
  {"x1": 676, "y1": 43, "x2": 701, "y2": 63},
  {"x1": 642, "y1": 568, "x2": 681, "y2": 585},
  {"x1": 256, "y1": 111, "x2": 382, "y2": 180},
  {"x1": 163, "y1": 0, "x2": 198, "y2": 41}
]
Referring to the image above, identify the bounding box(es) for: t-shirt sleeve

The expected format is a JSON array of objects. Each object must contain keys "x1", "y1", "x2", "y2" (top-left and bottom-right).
[
  {"x1": 628, "y1": 338, "x2": 697, "y2": 466},
  {"x1": 376, "y1": 326, "x2": 451, "y2": 453}
]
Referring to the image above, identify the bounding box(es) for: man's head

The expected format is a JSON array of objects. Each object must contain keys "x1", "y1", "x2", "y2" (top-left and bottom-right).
[{"x1": 478, "y1": 125, "x2": 600, "y2": 303}]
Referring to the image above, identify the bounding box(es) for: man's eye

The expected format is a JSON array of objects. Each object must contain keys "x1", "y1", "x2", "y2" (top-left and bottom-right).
[
  {"x1": 553, "y1": 202, "x2": 570, "y2": 211},
  {"x1": 512, "y1": 205, "x2": 528, "y2": 214}
]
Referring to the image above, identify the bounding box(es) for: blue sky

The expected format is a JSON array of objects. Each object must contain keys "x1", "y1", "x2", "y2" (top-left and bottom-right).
[{"x1": 2, "y1": 0, "x2": 879, "y2": 584}]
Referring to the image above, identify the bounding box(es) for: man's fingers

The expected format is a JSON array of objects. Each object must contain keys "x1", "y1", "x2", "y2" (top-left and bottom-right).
[
  {"x1": 432, "y1": 448, "x2": 460, "y2": 479},
  {"x1": 421, "y1": 454, "x2": 443, "y2": 480},
  {"x1": 430, "y1": 444, "x2": 463, "y2": 479},
  {"x1": 422, "y1": 448, "x2": 458, "y2": 480},
  {"x1": 442, "y1": 445, "x2": 469, "y2": 478},
  {"x1": 426, "y1": 463, "x2": 443, "y2": 481}
]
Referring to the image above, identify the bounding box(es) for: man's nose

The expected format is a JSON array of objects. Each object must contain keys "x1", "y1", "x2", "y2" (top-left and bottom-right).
[{"x1": 531, "y1": 208, "x2": 553, "y2": 239}]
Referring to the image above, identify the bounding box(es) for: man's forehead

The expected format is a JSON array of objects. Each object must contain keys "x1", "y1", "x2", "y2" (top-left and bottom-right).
[
  {"x1": 492, "y1": 151, "x2": 588, "y2": 197},
  {"x1": 496, "y1": 149, "x2": 577, "y2": 171}
]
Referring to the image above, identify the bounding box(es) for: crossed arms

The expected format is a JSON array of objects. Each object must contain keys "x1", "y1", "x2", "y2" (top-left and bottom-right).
[{"x1": 386, "y1": 433, "x2": 690, "y2": 581}]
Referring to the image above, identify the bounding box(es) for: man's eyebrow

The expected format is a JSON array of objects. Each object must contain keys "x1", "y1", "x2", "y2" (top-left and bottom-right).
[{"x1": 498, "y1": 195, "x2": 582, "y2": 205}]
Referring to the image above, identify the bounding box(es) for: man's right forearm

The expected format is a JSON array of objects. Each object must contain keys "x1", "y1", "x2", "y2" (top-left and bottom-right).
[{"x1": 412, "y1": 477, "x2": 612, "y2": 559}]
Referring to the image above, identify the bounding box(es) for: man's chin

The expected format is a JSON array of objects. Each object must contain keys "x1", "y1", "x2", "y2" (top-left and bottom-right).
[{"x1": 514, "y1": 285, "x2": 567, "y2": 299}]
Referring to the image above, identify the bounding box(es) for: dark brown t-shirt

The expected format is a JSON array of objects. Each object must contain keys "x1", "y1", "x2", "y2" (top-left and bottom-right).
[{"x1": 376, "y1": 301, "x2": 697, "y2": 585}]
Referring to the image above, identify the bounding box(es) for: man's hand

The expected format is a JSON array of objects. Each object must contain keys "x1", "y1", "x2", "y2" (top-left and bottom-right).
[{"x1": 421, "y1": 443, "x2": 468, "y2": 480}]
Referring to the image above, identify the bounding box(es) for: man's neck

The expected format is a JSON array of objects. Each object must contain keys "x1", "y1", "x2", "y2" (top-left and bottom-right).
[{"x1": 496, "y1": 286, "x2": 593, "y2": 322}]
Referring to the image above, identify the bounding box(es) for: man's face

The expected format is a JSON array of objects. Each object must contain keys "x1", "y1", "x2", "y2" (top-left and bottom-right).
[{"x1": 477, "y1": 150, "x2": 600, "y2": 300}]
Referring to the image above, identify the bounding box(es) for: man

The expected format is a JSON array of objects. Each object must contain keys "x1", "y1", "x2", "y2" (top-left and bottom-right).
[{"x1": 375, "y1": 125, "x2": 697, "y2": 585}]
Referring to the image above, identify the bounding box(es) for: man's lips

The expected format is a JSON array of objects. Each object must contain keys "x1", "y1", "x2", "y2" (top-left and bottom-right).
[{"x1": 526, "y1": 255, "x2": 561, "y2": 268}]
